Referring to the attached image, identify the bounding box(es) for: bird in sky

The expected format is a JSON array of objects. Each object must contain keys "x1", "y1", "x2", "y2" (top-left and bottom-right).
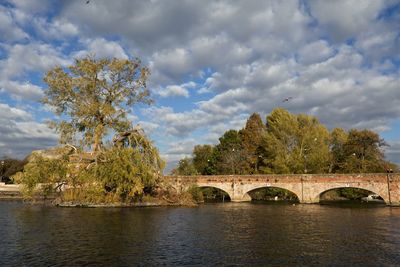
[
  {"x1": 86, "y1": 0, "x2": 90, "y2": 4},
  {"x1": 282, "y1": 97, "x2": 293, "y2": 102}
]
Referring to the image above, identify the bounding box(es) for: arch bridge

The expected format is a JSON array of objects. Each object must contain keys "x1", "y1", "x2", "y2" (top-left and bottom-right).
[{"x1": 164, "y1": 173, "x2": 400, "y2": 206}]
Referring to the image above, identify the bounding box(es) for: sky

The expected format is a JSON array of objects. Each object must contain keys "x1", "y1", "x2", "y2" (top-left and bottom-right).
[{"x1": 0, "y1": 0, "x2": 400, "y2": 171}]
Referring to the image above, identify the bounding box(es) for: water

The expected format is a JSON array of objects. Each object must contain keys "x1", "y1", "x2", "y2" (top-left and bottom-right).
[{"x1": 1, "y1": 200, "x2": 400, "y2": 266}]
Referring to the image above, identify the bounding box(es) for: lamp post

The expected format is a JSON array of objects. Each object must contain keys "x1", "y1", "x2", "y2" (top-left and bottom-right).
[
  {"x1": 231, "y1": 148, "x2": 235, "y2": 174},
  {"x1": 386, "y1": 168, "x2": 393, "y2": 205}
]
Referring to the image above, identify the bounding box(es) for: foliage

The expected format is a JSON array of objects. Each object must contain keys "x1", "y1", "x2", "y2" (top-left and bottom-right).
[
  {"x1": 174, "y1": 108, "x2": 396, "y2": 176},
  {"x1": 0, "y1": 158, "x2": 27, "y2": 183},
  {"x1": 213, "y1": 130, "x2": 247, "y2": 174},
  {"x1": 260, "y1": 108, "x2": 330, "y2": 174},
  {"x1": 171, "y1": 157, "x2": 198, "y2": 175},
  {"x1": 248, "y1": 187, "x2": 298, "y2": 201},
  {"x1": 239, "y1": 113, "x2": 266, "y2": 173},
  {"x1": 329, "y1": 128, "x2": 348, "y2": 173},
  {"x1": 188, "y1": 186, "x2": 204, "y2": 203},
  {"x1": 337, "y1": 188, "x2": 372, "y2": 200},
  {"x1": 15, "y1": 130, "x2": 164, "y2": 203},
  {"x1": 43, "y1": 55, "x2": 151, "y2": 151},
  {"x1": 200, "y1": 187, "x2": 230, "y2": 202},
  {"x1": 84, "y1": 147, "x2": 162, "y2": 201},
  {"x1": 13, "y1": 154, "x2": 69, "y2": 198},
  {"x1": 342, "y1": 129, "x2": 387, "y2": 173},
  {"x1": 192, "y1": 145, "x2": 215, "y2": 175}
]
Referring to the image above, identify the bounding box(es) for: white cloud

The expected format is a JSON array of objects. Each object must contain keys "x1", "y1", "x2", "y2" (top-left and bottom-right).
[
  {"x1": 0, "y1": 6, "x2": 28, "y2": 42},
  {"x1": 0, "y1": 42, "x2": 69, "y2": 100},
  {"x1": 0, "y1": 43, "x2": 70, "y2": 80},
  {"x1": 0, "y1": 0, "x2": 399, "y2": 168},
  {"x1": 73, "y1": 38, "x2": 128, "y2": 59},
  {"x1": 308, "y1": 0, "x2": 387, "y2": 41},
  {"x1": 0, "y1": 81, "x2": 43, "y2": 100},
  {"x1": 157, "y1": 82, "x2": 196, "y2": 98},
  {"x1": 33, "y1": 17, "x2": 79, "y2": 40},
  {"x1": 297, "y1": 40, "x2": 335, "y2": 65},
  {"x1": 0, "y1": 102, "x2": 57, "y2": 158}
]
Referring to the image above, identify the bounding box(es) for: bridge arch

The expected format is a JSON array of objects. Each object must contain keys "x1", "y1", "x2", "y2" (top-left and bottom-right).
[
  {"x1": 246, "y1": 186, "x2": 300, "y2": 201},
  {"x1": 197, "y1": 186, "x2": 231, "y2": 201},
  {"x1": 315, "y1": 185, "x2": 388, "y2": 204},
  {"x1": 242, "y1": 184, "x2": 302, "y2": 202},
  {"x1": 195, "y1": 182, "x2": 234, "y2": 201}
]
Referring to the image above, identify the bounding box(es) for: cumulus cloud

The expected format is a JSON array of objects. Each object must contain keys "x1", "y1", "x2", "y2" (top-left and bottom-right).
[
  {"x1": 0, "y1": 103, "x2": 57, "y2": 158},
  {"x1": 0, "y1": 6, "x2": 28, "y2": 42},
  {"x1": 0, "y1": 81, "x2": 43, "y2": 100},
  {"x1": 0, "y1": 42, "x2": 69, "y2": 100},
  {"x1": 0, "y1": 0, "x2": 399, "y2": 167},
  {"x1": 386, "y1": 141, "x2": 400, "y2": 164},
  {"x1": 73, "y1": 38, "x2": 128, "y2": 59},
  {"x1": 308, "y1": 0, "x2": 386, "y2": 41},
  {"x1": 156, "y1": 82, "x2": 196, "y2": 98}
]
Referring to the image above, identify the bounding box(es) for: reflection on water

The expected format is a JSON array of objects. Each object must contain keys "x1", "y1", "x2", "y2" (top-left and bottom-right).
[{"x1": 1, "y1": 200, "x2": 400, "y2": 266}]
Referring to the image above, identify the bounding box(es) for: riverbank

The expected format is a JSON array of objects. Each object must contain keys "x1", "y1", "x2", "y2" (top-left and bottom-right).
[
  {"x1": 0, "y1": 183, "x2": 22, "y2": 200},
  {"x1": 0, "y1": 183, "x2": 198, "y2": 207}
]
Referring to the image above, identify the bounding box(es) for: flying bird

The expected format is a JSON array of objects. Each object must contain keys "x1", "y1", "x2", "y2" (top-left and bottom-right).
[
  {"x1": 282, "y1": 97, "x2": 293, "y2": 102},
  {"x1": 86, "y1": 0, "x2": 90, "y2": 4}
]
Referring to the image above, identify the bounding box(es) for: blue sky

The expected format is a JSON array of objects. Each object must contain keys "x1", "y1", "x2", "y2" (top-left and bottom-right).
[{"x1": 0, "y1": 0, "x2": 400, "y2": 170}]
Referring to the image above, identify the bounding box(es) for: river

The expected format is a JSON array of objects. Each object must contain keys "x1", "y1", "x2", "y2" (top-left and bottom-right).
[{"x1": 1, "y1": 200, "x2": 400, "y2": 266}]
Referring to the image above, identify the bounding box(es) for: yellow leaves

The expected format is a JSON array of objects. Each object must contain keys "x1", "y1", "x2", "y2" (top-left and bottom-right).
[{"x1": 42, "y1": 55, "x2": 152, "y2": 151}]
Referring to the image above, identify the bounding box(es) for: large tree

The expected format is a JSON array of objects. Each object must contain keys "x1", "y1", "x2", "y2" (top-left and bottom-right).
[
  {"x1": 192, "y1": 145, "x2": 215, "y2": 175},
  {"x1": 239, "y1": 113, "x2": 266, "y2": 173},
  {"x1": 43, "y1": 56, "x2": 151, "y2": 151},
  {"x1": 214, "y1": 130, "x2": 247, "y2": 174},
  {"x1": 342, "y1": 129, "x2": 387, "y2": 173},
  {"x1": 261, "y1": 108, "x2": 330, "y2": 174}
]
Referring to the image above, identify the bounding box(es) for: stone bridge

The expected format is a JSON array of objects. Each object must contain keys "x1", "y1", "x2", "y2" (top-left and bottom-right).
[{"x1": 164, "y1": 173, "x2": 400, "y2": 206}]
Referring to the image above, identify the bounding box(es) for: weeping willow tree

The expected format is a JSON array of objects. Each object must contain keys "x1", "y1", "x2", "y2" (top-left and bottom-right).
[
  {"x1": 15, "y1": 127, "x2": 165, "y2": 203},
  {"x1": 15, "y1": 56, "x2": 166, "y2": 204}
]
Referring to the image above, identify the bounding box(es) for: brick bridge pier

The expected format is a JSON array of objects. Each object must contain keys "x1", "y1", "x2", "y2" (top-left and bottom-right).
[{"x1": 164, "y1": 173, "x2": 400, "y2": 206}]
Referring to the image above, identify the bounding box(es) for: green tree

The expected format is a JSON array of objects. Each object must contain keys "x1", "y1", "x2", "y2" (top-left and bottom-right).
[
  {"x1": 342, "y1": 129, "x2": 387, "y2": 173},
  {"x1": 239, "y1": 113, "x2": 266, "y2": 173},
  {"x1": 329, "y1": 128, "x2": 348, "y2": 173},
  {"x1": 171, "y1": 157, "x2": 198, "y2": 175},
  {"x1": 43, "y1": 56, "x2": 151, "y2": 152},
  {"x1": 214, "y1": 130, "x2": 246, "y2": 174},
  {"x1": 13, "y1": 153, "x2": 69, "y2": 198},
  {"x1": 260, "y1": 108, "x2": 330, "y2": 174},
  {"x1": 192, "y1": 145, "x2": 215, "y2": 175}
]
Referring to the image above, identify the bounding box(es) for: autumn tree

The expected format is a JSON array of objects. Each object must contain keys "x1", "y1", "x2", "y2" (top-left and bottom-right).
[
  {"x1": 43, "y1": 56, "x2": 151, "y2": 152},
  {"x1": 15, "y1": 56, "x2": 167, "y2": 204}
]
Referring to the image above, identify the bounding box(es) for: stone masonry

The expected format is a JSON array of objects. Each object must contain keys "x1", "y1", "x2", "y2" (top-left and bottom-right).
[{"x1": 164, "y1": 173, "x2": 400, "y2": 206}]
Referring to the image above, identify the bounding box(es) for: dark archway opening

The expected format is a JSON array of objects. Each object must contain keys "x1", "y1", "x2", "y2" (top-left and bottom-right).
[
  {"x1": 190, "y1": 186, "x2": 231, "y2": 203},
  {"x1": 320, "y1": 188, "x2": 385, "y2": 206},
  {"x1": 247, "y1": 187, "x2": 299, "y2": 204}
]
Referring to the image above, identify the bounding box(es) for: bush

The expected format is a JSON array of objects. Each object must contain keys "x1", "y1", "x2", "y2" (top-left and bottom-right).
[{"x1": 188, "y1": 186, "x2": 204, "y2": 203}]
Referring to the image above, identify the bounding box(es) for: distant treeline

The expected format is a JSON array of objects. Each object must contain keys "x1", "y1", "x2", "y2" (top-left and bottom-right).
[{"x1": 172, "y1": 108, "x2": 397, "y2": 175}]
